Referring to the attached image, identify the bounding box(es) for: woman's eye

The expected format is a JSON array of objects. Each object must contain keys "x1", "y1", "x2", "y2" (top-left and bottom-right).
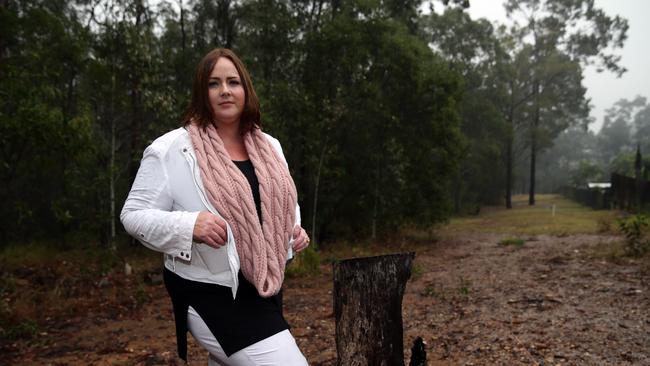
[
  {"x1": 229, "y1": 80, "x2": 240, "y2": 86},
  {"x1": 208, "y1": 81, "x2": 219, "y2": 88}
]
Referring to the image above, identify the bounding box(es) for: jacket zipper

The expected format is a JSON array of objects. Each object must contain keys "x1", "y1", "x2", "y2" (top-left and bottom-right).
[
  {"x1": 183, "y1": 146, "x2": 240, "y2": 298},
  {"x1": 185, "y1": 149, "x2": 219, "y2": 216}
]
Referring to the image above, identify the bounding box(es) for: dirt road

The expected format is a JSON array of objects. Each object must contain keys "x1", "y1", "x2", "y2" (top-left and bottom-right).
[{"x1": 3, "y1": 230, "x2": 648, "y2": 365}]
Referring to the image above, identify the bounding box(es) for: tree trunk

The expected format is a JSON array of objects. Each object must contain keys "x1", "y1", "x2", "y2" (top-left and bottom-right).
[
  {"x1": 371, "y1": 169, "x2": 378, "y2": 240},
  {"x1": 311, "y1": 136, "x2": 328, "y2": 241},
  {"x1": 110, "y1": 111, "x2": 116, "y2": 247},
  {"x1": 179, "y1": 0, "x2": 186, "y2": 62},
  {"x1": 334, "y1": 252, "x2": 415, "y2": 366},
  {"x1": 108, "y1": 68, "x2": 117, "y2": 247},
  {"x1": 505, "y1": 136, "x2": 513, "y2": 209},
  {"x1": 454, "y1": 177, "x2": 461, "y2": 213},
  {"x1": 505, "y1": 103, "x2": 514, "y2": 209},
  {"x1": 529, "y1": 134, "x2": 536, "y2": 206},
  {"x1": 529, "y1": 80, "x2": 540, "y2": 206}
]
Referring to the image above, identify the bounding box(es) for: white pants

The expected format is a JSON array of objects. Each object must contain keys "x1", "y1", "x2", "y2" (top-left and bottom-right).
[{"x1": 187, "y1": 306, "x2": 309, "y2": 366}]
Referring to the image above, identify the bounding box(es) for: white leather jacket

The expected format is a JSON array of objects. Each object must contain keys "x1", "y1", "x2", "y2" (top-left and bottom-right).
[{"x1": 120, "y1": 127, "x2": 300, "y2": 298}]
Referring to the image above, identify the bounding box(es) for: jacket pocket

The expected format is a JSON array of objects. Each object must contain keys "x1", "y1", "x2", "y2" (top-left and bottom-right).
[{"x1": 194, "y1": 242, "x2": 231, "y2": 275}]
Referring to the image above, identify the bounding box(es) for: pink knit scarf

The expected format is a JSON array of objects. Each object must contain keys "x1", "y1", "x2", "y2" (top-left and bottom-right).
[{"x1": 188, "y1": 123, "x2": 297, "y2": 297}]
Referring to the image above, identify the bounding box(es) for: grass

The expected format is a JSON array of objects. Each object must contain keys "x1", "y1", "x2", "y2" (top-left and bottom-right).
[
  {"x1": 589, "y1": 240, "x2": 627, "y2": 262},
  {"x1": 439, "y1": 194, "x2": 622, "y2": 236},
  {"x1": 0, "y1": 238, "x2": 158, "y2": 272},
  {"x1": 315, "y1": 194, "x2": 625, "y2": 274},
  {"x1": 499, "y1": 237, "x2": 526, "y2": 247},
  {"x1": 420, "y1": 277, "x2": 471, "y2": 300}
]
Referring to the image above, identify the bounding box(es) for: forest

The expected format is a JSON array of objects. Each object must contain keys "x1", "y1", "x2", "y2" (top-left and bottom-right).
[
  {"x1": 3, "y1": 1, "x2": 650, "y2": 365},
  {"x1": 1, "y1": 0, "x2": 643, "y2": 248}
]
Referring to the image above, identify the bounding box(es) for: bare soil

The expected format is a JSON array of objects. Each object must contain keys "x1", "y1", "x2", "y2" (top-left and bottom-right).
[{"x1": 2, "y1": 233, "x2": 649, "y2": 365}]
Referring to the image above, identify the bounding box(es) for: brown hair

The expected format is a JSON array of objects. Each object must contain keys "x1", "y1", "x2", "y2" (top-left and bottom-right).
[{"x1": 182, "y1": 48, "x2": 261, "y2": 133}]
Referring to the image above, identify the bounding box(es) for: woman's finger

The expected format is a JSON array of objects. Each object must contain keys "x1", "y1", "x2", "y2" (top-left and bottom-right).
[
  {"x1": 207, "y1": 229, "x2": 222, "y2": 246},
  {"x1": 292, "y1": 225, "x2": 301, "y2": 239},
  {"x1": 212, "y1": 223, "x2": 226, "y2": 244},
  {"x1": 202, "y1": 235, "x2": 219, "y2": 249},
  {"x1": 295, "y1": 237, "x2": 310, "y2": 252},
  {"x1": 294, "y1": 241, "x2": 305, "y2": 252},
  {"x1": 213, "y1": 221, "x2": 228, "y2": 244}
]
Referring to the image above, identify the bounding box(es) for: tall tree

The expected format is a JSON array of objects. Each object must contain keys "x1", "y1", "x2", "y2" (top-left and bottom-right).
[
  {"x1": 0, "y1": 0, "x2": 468, "y2": 247},
  {"x1": 0, "y1": 0, "x2": 96, "y2": 245},
  {"x1": 597, "y1": 97, "x2": 644, "y2": 162},
  {"x1": 632, "y1": 99, "x2": 650, "y2": 155},
  {"x1": 80, "y1": 0, "x2": 168, "y2": 245},
  {"x1": 536, "y1": 126, "x2": 599, "y2": 192},
  {"x1": 504, "y1": 0, "x2": 628, "y2": 205},
  {"x1": 420, "y1": 8, "x2": 509, "y2": 212}
]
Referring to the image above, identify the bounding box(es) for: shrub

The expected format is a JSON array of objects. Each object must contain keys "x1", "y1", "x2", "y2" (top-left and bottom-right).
[
  {"x1": 0, "y1": 319, "x2": 39, "y2": 341},
  {"x1": 617, "y1": 214, "x2": 650, "y2": 257},
  {"x1": 411, "y1": 263, "x2": 424, "y2": 280},
  {"x1": 499, "y1": 238, "x2": 525, "y2": 247},
  {"x1": 596, "y1": 216, "x2": 614, "y2": 233},
  {"x1": 285, "y1": 246, "x2": 321, "y2": 277}
]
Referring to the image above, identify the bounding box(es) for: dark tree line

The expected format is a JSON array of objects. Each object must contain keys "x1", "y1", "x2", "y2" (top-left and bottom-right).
[{"x1": 0, "y1": 0, "x2": 627, "y2": 247}]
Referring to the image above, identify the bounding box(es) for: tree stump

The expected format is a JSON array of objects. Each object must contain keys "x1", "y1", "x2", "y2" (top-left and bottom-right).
[{"x1": 333, "y1": 252, "x2": 415, "y2": 366}]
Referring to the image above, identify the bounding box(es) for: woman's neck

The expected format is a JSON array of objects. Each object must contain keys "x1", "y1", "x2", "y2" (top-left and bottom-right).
[
  {"x1": 214, "y1": 121, "x2": 241, "y2": 143},
  {"x1": 214, "y1": 121, "x2": 248, "y2": 160}
]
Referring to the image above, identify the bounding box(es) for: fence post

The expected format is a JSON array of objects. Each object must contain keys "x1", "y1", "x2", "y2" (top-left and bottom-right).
[{"x1": 333, "y1": 252, "x2": 415, "y2": 366}]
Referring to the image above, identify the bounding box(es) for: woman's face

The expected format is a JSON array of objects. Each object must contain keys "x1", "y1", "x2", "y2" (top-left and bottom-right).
[{"x1": 208, "y1": 57, "x2": 245, "y2": 127}]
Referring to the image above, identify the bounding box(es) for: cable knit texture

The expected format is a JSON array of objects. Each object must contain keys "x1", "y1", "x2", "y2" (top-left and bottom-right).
[{"x1": 188, "y1": 123, "x2": 297, "y2": 297}]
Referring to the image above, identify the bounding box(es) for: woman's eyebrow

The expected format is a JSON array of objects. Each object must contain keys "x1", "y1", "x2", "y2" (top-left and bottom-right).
[{"x1": 209, "y1": 75, "x2": 240, "y2": 80}]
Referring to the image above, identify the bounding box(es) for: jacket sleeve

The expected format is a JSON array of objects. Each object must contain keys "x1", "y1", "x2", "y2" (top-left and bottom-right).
[{"x1": 120, "y1": 145, "x2": 198, "y2": 260}]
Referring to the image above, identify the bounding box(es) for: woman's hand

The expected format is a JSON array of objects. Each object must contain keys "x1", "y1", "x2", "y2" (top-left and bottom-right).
[
  {"x1": 291, "y1": 225, "x2": 310, "y2": 253},
  {"x1": 193, "y1": 211, "x2": 228, "y2": 249}
]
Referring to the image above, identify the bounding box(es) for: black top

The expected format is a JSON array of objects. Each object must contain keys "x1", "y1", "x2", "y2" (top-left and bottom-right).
[
  {"x1": 233, "y1": 159, "x2": 262, "y2": 224},
  {"x1": 163, "y1": 159, "x2": 287, "y2": 360}
]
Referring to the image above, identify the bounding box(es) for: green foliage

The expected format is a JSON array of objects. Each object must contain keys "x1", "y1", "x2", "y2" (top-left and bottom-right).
[
  {"x1": 0, "y1": 319, "x2": 39, "y2": 342},
  {"x1": 570, "y1": 160, "x2": 603, "y2": 187},
  {"x1": 609, "y1": 152, "x2": 650, "y2": 177},
  {"x1": 135, "y1": 280, "x2": 148, "y2": 309},
  {"x1": 1, "y1": 0, "x2": 467, "y2": 246},
  {"x1": 457, "y1": 276, "x2": 471, "y2": 295},
  {"x1": 0, "y1": 0, "x2": 102, "y2": 245},
  {"x1": 0, "y1": 242, "x2": 61, "y2": 269},
  {"x1": 420, "y1": 277, "x2": 471, "y2": 298},
  {"x1": 285, "y1": 246, "x2": 321, "y2": 278},
  {"x1": 537, "y1": 127, "x2": 599, "y2": 192},
  {"x1": 411, "y1": 263, "x2": 424, "y2": 280},
  {"x1": 499, "y1": 238, "x2": 525, "y2": 247},
  {"x1": 596, "y1": 216, "x2": 615, "y2": 234},
  {"x1": 1, "y1": 0, "x2": 630, "y2": 249},
  {"x1": 538, "y1": 95, "x2": 650, "y2": 192},
  {"x1": 501, "y1": 0, "x2": 627, "y2": 204},
  {"x1": 617, "y1": 215, "x2": 650, "y2": 257},
  {"x1": 420, "y1": 8, "x2": 508, "y2": 210},
  {"x1": 420, "y1": 283, "x2": 444, "y2": 299}
]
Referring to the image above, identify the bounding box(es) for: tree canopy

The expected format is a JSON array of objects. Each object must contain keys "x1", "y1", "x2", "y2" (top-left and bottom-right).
[{"x1": 0, "y1": 0, "x2": 631, "y2": 247}]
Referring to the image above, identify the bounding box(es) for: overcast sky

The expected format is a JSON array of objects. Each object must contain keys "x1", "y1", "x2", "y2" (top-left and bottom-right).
[{"x1": 465, "y1": 0, "x2": 650, "y2": 133}]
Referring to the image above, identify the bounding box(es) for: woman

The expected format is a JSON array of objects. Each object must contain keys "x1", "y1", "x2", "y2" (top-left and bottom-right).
[{"x1": 120, "y1": 48, "x2": 310, "y2": 365}]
